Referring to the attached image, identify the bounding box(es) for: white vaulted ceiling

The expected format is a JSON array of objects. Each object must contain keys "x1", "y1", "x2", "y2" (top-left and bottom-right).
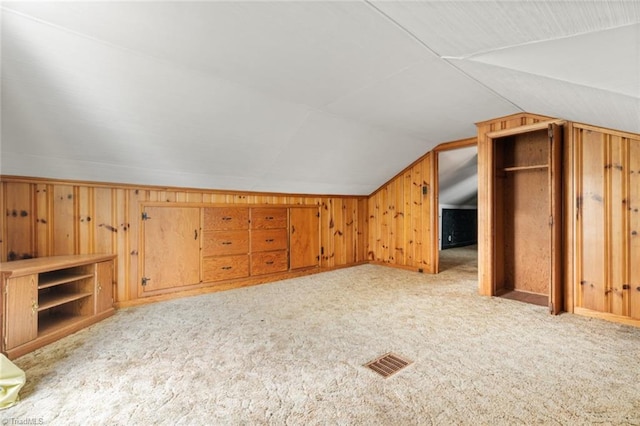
[{"x1": 1, "y1": 1, "x2": 639, "y2": 195}]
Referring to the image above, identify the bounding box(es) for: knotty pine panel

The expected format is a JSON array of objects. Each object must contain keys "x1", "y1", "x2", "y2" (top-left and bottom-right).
[
  {"x1": 367, "y1": 152, "x2": 433, "y2": 271},
  {"x1": 608, "y1": 135, "x2": 627, "y2": 316},
  {"x1": 52, "y1": 185, "x2": 76, "y2": 256},
  {"x1": 1, "y1": 176, "x2": 366, "y2": 305},
  {"x1": 35, "y1": 184, "x2": 50, "y2": 257},
  {"x1": 630, "y1": 137, "x2": 640, "y2": 319},
  {"x1": 576, "y1": 129, "x2": 608, "y2": 312},
  {"x1": 0, "y1": 181, "x2": 4, "y2": 260},
  {"x1": 573, "y1": 127, "x2": 640, "y2": 320},
  {"x1": 3, "y1": 182, "x2": 34, "y2": 260}
]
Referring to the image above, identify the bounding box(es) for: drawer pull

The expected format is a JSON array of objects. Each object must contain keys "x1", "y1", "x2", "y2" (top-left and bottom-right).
[
  {"x1": 265, "y1": 239, "x2": 274, "y2": 242},
  {"x1": 266, "y1": 216, "x2": 274, "y2": 220},
  {"x1": 221, "y1": 266, "x2": 232, "y2": 270},
  {"x1": 266, "y1": 261, "x2": 274, "y2": 265},
  {"x1": 221, "y1": 241, "x2": 233, "y2": 245},
  {"x1": 222, "y1": 217, "x2": 232, "y2": 221}
]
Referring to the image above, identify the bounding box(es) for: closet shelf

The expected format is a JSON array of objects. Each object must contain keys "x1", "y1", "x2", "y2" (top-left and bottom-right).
[{"x1": 503, "y1": 164, "x2": 548, "y2": 172}]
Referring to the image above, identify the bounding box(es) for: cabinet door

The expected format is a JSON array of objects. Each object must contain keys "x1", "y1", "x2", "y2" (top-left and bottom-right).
[
  {"x1": 4, "y1": 274, "x2": 38, "y2": 350},
  {"x1": 96, "y1": 260, "x2": 114, "y2": 314},
  {"x1": 141, "y1": 206, "x2": 201, "y2": 295},
  {"x1": 290, "y1": 207, "x2": 320, "y2": 269},
  {"x1": 549, "y1": 123, "x2": 563, "y2": 314}
]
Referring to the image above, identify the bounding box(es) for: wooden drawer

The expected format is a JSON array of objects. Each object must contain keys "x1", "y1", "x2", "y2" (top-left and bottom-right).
[
  {"x1": 251, "y1": 208, "x2": 287, "y2": 229},
  {"x1": 202, "y1": 255, "x2": 249, "y2": 282},
  {"x1": 251, "y1": 251, "x2": 288, "y2": 275},
  {"x1": 204, "y1": 207, "x2": 249, "y2": 230},
  {"x1": 251, "y1": 229, "x2": 288, "y2": 252},
  {"x1": 202, "y1": 230, "x2": 249, "y2": 256}
]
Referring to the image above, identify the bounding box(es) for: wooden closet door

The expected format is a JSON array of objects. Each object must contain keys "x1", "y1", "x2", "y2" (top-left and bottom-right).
[
  {"x1": 549, "y1": 123, "x2": 563, "y2": 314},
  {"x1": 289, "y1": 207, "x2": 320, "y2": 270},
  {"x1": 141, "y1": 206, "x2": 201, "y2": 295}
]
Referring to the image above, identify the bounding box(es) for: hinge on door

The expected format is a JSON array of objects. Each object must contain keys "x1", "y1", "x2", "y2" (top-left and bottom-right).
[
  {"x1": 316, "y1": 212, "x2": 320, "y2": 218},
  {"x1": 141, "y1": 212, "x2": 151, "y2": 220},
  {"x1": 549, "y1": 215, "x2": 554, "y2": 226},
  {"x1": 548, "y1": 127, "x2": 554, "y2": 140},
  {"x1": 141, "y1": 277, "x2": 151, "y2": 286}
]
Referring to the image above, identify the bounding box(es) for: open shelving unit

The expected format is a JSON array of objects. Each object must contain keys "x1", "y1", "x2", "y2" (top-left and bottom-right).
[{"x1": 1, "y1": 254, "x2": 116, "y2": 359}]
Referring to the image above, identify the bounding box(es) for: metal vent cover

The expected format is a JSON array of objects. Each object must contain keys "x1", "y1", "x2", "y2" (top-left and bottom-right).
[{"x1": 364, "y1": 352, "x2": 412, "y2": 378}]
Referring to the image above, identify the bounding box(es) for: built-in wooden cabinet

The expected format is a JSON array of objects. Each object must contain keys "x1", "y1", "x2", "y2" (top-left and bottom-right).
[
  {"x1": 139, "y1": 204, "x2": 319, "y2": 297},
  {"x1": 202, "y1": 207, "x2": 250, "y2": 282},
  {"x1": 141, "y1": 206, "x2": 201, "y2": 295},
  {"x1": 290, "y1": 207, "x2": 320, "y2": 270},
  {"x1": 1, "y1": 254, "x2": 116, "y2": 359},
  {"x1": 478, "y1": 116, "x2": 563, "y2": 314},
  {"x1": 250, "y1": 208, "x2": 289, "y2": 275}
]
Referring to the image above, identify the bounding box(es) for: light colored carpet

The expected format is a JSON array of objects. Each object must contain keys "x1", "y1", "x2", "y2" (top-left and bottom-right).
[{"x1": 3, "y1": 246, "x2": 640, "y2": 425}]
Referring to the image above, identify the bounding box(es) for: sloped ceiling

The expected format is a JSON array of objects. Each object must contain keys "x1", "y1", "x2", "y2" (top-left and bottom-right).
[{"x1": 1, "y1": 1, "x2": 639, "y2": 195}]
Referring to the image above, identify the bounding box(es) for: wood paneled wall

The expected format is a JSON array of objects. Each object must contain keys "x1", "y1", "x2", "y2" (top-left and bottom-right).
[
  {"x1": 572, "y1": 123, "x2": 640, "y2": 322},
  {"x1": 0, "y1": 176, "x2": 368, "y2": 304},
  {"x1": 367, "y1": 152, "x2": 436, "y2": 272}
]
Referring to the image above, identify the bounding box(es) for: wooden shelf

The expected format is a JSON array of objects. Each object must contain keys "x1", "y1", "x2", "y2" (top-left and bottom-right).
[
  {"x1": 38, "y1": 292, "x2": 92, "y2": 311},
  {"x1": 38, "y1": 313, "x2": 92, "y2": 337},
  {"x1": 38, "y1": 273, "x2": 94, "y2": 289},
  {"x1": 502, "y1": 164, "x2": 548, "y2": 172}
]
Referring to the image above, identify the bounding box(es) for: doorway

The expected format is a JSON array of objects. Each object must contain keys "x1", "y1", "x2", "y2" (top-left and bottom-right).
[{"x1": 434, "y1": 140, "x2": 478, "y2": 273}]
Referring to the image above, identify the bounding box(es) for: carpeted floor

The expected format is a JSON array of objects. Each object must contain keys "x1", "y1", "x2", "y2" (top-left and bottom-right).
[{"x1": 3, "y1": 246, "x2": 640, "y2": 425}]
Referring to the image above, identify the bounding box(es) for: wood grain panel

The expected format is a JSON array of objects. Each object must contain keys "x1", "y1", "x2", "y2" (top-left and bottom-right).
[
  {"x1": 343, "y1": 199, "x2": 356, "y2": 264},
  {"x1": 502, "y1": 169, "x2": 550, "y2": 295},
  {"x1": 34, "y1": 184, "x2": 50, "y2": 258},
  {"x1": 127, "y1": 189, "x2": 145, "y2": 302},
  {"x1": 579, "y1": 130, "x2": 608, "y2": 312},
  {"x1": 333, "y1": 198, "x2": 345, "y2": 265},
  {"x1": 52, "y1": 185, "x2": 76, "y2": 256},
  {"x1": 629, "y1": 137, "x2": 640, "y2": 319},
  {"x1": 77, "y1": 186, "x2": 93, "y2": 254},
  {"x1": 4, "y1": 182, "x2": 34, "y2": 260},
  {"x1": 608, "y1": 135, "x2": 627, "y2": 316},
  {"x1": 93, "y1": 188, "x2": 115, "y2": 262},
  {"x1": 366, "y1": 153, "x2": 433, "y2": 271}
]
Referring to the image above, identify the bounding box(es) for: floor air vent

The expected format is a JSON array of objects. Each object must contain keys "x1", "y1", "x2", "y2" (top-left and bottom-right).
[{"x1": 364, "y1": 353, "x2": 412, "y2": 378}]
